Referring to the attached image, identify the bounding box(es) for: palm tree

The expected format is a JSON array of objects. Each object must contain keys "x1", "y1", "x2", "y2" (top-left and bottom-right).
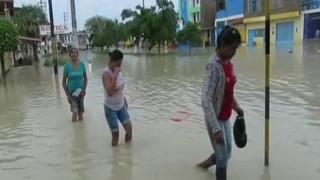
[{"x1": 13, "y1": 5, "x2": 47, "y2": 63}]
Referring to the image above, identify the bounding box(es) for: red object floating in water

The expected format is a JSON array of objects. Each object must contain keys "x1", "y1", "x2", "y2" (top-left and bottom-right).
[
  {"x1": 170, "y1": 109, "x2": 193, "y2": 123},
  {"x1": 170, "y1": 118, "x2": 183, "y2": 122}
]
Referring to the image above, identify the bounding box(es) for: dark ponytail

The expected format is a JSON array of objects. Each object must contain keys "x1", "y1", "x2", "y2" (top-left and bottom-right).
[{"x1": 216, "y1": 25, "x2": 242, "y2": 50}]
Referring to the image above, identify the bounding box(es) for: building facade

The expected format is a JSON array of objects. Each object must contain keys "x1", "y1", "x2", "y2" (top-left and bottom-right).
[
  {"x1": 244, "y1": 0, "x2": 302, "y2": 47},
  {"x1": 178, "y1": 0, "x2": 214, "y2": 46},
  {"x1": 302, "y1": 0, "x2": 320, "y2": 40},
  {"x1": 215, "y1": 0, "x2": 246, "y2": 43},
  {"x1": 179, "y1": 0, "x2": 189, "y2": 26},
  {"x1": 189, "y1": 0, "x2": 201, "y2": 23}
]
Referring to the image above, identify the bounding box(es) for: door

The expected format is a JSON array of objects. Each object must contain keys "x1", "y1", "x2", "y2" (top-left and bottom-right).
[
  {"x1": 276, "y1": 21, "x2": 294, "y2": 48},
  {"x1": 248, "y1": 30, "x2": 256, "y2": 46}
]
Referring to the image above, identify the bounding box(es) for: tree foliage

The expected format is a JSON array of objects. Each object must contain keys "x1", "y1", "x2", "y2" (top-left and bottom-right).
[
  {"x1": 121, "y1": 0, "x2": 177, "y2": 50},
  {"x1": 85, "y1": 0, "x2": 177, "y2": 51},
  {"x1": 0, "y1": 19, "x2": 19, "y2": 53},
  {"x1": 177, "y1": 22, "x2": 202, "y2": 46},
  {"x1": 13, "y1": 5, "x2": 47, "y2": 38},
  {"x1": 85, "y1": 16, "x2": 129, "y2": 49},
  {"x1": 12, "y1": 5, "x2": 47, "y2": 63}
]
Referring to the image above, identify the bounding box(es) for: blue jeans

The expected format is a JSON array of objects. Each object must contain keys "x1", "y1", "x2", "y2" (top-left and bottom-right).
[
  {"x1": 104, "y1": 105, "x2": 130, "y2": 133},
  {"x1": 207, "y1": 120, "x2": 232, "y2": 168}
]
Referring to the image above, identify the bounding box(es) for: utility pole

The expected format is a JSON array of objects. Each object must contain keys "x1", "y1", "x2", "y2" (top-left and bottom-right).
[
  {"x1": 63, "y1": 12, "x2": 69, "y2": 46},
  {"x1": 264, "y1": 0, "x2": 271, "y2": 167},
  {"x1": 70, "y1": 0, "x2": 78, "y2": 48},
  {"x1": 48, "y1": 0, "x2": 58, "y2": 74},
  {"x1": 142, "y1": 0, "x2": 145, "y2": 8}
]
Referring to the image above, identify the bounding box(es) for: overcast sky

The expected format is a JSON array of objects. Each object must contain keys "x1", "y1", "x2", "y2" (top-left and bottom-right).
[{"x1": 15, "y1": 0, "x2": 178, "y2": 31}]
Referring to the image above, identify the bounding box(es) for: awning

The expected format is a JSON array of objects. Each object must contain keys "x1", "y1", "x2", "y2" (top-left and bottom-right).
[
  {"x1": 18, "y1": 36, "x2": 42, "y2": 42},
  {"x1": 228, "y1": 18, "x2": 244, "y2": 25}
]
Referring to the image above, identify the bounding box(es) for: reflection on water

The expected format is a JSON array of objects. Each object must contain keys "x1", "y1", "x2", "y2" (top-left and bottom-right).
[
  {"x1": 71, "y1": 123, "x2": 89, "y2": 180},
  {"x1": 0, "y1": 44, "x2": 320, "y2": 180},
  {"x1": 110, "y1": 146, "x2": 132, "y2": 180}
]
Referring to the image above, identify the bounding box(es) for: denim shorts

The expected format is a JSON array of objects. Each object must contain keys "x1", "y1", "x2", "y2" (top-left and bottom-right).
[
  {"x1": 104, "y1": 105, "x2": 130, "y2": 133},
  {"x1": 206, "y1": 120, "x2": 232, "y2": 168},
  {"x1": 70, "y1": 96, "x2": 84, "y2": 113}
]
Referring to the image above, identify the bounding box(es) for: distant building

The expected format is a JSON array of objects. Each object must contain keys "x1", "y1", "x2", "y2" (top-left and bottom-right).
[
  {"x1": 215, "y1": 0, "x2": 246, "y2": 43},
  {"x1": 244, "y1": 0, "x2": 302, "y2": 48},
  {"x1": 178, "y1": 0, "x2": 189, "y2": 27},
  {"x1": 178, "y1": 0, "x2": 215, "y2": 46},
  {"x1": 302, "y1": 0, "x2": 320, "y2": 40}
]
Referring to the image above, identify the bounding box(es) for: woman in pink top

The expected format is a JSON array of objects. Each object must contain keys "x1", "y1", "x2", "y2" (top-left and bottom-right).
[{"x1": 102, "y1": 50, "x2": 132, "y2": 146}]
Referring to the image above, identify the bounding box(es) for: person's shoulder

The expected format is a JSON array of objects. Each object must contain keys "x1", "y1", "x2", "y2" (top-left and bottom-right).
[
  {"x1": 206, "y1": 56, "x2": 220, "y2": 71},
  {"x1": 79, "y1": 60, "x2": 86, "y2": 66},
  {"x1": 102, "y1": 68, "x2": 110, "y2": 78},
  {"x1": 64, "y1": 62, "x2": 71, "y2": 69}
]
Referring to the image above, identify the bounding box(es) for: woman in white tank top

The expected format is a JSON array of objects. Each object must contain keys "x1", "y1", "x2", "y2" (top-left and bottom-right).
[{"x1": 102, "y1": 50, "x2": 132, "y2": 146}]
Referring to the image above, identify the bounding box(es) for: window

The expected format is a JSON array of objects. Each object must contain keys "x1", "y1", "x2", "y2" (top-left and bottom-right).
[
  {"x1": 193, "y1": 12, "x2": 200, "y2": 22},
  {"x1": 252, "y1": 0, "x2": 257, "y2": 11},
  {"x1": 192, "y1": 0, "x2": 196, "y2": 7},
  {"x1": 249, "y1": 0, "x2": 262, "y2": 13},
  {"x1": 217, "y1": 0, "x2": 226, "y2": 11},
  {"x1": 302, "y1": 0, "x2": 320, "y2": 10},
  {"x1": 196, "y1": 0, "x2": 200, "y2": 6}
]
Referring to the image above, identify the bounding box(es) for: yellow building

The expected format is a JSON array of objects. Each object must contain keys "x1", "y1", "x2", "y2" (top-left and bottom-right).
[
  {"x1": 244, "y1": 0, "x2": 302, "y2": 47},
  {"x1": 244, "y1": 11, "x2": 302, "y2": 47}
]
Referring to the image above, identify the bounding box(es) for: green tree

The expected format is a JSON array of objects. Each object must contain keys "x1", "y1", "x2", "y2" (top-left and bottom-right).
[
  {"x1": 0, "y1": 19, "x2": 19, "y2": 76},
  {"x1": 85, "y1": 16, "x2": 118, "y2": 50},
  {"x1": 177, "y1": 22, "x2": 202, "y2": 54},
  {"x1": 13, "y1": 5, "x2": 47, "y2": 63},
  {"x1": 121, "y1": 0, "x2": 177, "y2": 53}
]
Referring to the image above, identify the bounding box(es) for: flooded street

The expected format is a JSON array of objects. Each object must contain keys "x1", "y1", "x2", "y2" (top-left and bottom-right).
[{"x1": 0, "y1": 45, "x2": 320, "y2": 180}]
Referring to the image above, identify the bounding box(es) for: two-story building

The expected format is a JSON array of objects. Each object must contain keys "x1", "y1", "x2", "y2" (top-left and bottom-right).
[
  {"x1": 215, "y1": 0, "x2": 246, "y2": 43},
  {"x1": 178, "y1": 0, "x2": 189, "y2": 26},
  {"x1": 302, "y1": 0, "x2": 320, "y2": 40},
  {"x1": 178, "y1": 0, "x2": 200, "y2": 26},
  {"x1": 244, "y1": 0, "x2": 302, "y2": 47},
  {"x1": 178, "y1": 0, "x2": 214, "y2": 46}
]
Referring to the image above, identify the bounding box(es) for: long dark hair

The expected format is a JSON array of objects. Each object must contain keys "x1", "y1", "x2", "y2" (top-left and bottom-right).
[{"x1": 216, "y1": 26, "x2": 242, "y2": 50}]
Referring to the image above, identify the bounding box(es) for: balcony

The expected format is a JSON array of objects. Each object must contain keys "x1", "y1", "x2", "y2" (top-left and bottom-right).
[{"x1": 245, "y1": 0, "x2": 300, "y2": 18}]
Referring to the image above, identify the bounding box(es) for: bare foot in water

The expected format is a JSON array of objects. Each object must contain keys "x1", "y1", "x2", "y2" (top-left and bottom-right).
[{"x1": 197, "y1": 154, "x2": 216, "y2": 169}]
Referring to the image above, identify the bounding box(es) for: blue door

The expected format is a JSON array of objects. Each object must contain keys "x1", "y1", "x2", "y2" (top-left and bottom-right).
[
  {"x1": 248, "y1": 30, "x2": 256, "y2": 46},
  {"x1": 248, "y1": 29, "x2": 265, "y2": 46},
  {"x1": 276, "y1": 21, "x2": 294, "y2": 48}
]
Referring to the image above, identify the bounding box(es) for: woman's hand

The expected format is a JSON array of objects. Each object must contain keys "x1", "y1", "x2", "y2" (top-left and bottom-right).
[
  {"x1": 236, "y1": 106, "x2": 244, "y2": 117},
  {"x1": 80, "y1": 90, "x2": 86, "y2": 97}
]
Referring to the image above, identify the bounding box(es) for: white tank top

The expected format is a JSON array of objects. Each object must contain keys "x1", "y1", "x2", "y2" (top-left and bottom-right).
[{"x1": 104, "y1": 68, "x2": 125, "y2": 111}]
